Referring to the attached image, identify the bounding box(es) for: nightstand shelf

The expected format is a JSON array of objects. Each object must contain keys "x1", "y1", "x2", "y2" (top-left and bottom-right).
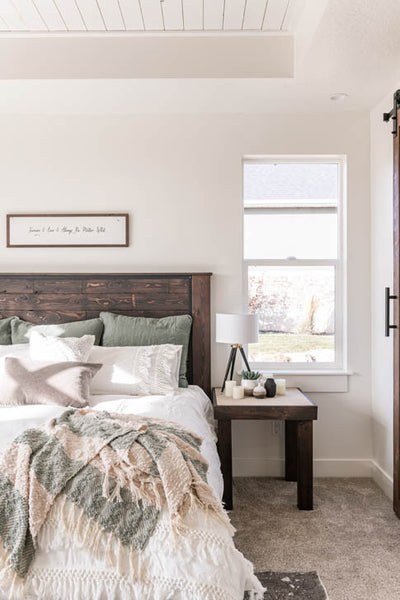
[{"x1": 212, "y1": 387, "x2": 318, "y2": 511}]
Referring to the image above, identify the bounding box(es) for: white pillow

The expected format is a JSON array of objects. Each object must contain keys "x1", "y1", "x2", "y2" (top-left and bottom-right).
[
  {"x1": 88, "y1": 344, "x2": 182, "y2": 396},
  {"x1": 29, "y1": 331, "x2": 95, "y2": 363},
  {"x1": 0, "y1": 344, "x2": 30, "y2": 360}
]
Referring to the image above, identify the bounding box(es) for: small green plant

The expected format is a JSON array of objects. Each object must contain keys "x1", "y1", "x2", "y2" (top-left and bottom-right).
[{"x1": 241, "y1": 370, "x2": 261, "y2": 380}]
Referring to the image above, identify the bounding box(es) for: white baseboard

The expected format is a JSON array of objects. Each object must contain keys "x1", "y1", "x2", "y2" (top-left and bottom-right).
[
  {"x1": 233, "y1": 457, "x2": 373, "y2": 478},
  {"x1": 371, "y1": 460, "x2": 393, "y2": 499}
]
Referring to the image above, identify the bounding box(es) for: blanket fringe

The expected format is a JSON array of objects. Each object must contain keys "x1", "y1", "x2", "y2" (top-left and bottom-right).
[
  {"x1": 0, "y1": 547, "x2": 25, "y2": 600},
  {"x1": 172, "y1": 485, "x2": 235, "y2": 538},
  {"x1": 48, "y1": 495, "x2": 145, "y2": 583},
  {"x1": 47, "y1": 493, "x2": 235, "y2": 580}
]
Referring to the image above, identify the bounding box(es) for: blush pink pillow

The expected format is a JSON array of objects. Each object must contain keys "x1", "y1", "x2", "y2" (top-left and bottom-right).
[{"x1": 1, "y1": 357, "x2": 101, "y2": 408}]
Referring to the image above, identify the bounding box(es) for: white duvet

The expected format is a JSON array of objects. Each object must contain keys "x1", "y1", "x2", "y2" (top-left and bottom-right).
[{"x1": 0, "y1": 386, "x2": 263, "y2": 600}]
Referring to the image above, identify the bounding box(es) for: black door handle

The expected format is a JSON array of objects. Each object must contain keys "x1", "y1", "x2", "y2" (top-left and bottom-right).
[{"x1": 385, "y1": 287, "x2": 397, "y2": 337}]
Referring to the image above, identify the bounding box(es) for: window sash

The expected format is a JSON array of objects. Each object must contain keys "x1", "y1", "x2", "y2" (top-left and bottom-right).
[
  {"x1": 244, "y1": 261, "x2": 344, "y2": 371},
  {"x1": 244, "y1": 207, "x2": 341, "y2": 262}
]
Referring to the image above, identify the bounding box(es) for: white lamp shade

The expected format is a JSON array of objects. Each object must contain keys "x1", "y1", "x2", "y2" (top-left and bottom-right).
[{"x1": 216, "y1": 313, "x2": 259, "y2": 344}]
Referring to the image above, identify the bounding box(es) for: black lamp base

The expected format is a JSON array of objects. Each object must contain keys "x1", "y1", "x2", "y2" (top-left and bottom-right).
[{"x1": 221, "y1": 344, "x2": 251, "y2": 392}]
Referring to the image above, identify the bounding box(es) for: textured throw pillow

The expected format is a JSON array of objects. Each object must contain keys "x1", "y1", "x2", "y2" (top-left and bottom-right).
[
  {"x1": 100, "y1": 312, "x2": 192, "y2": 388},
  {"x1": 0, "y1": 346, "x2": 30, "y2": 398},
  {"x1": 11, "y1": 317, "x2": 104, "y2": 345},
  {"x1": 29, "y1": 331, "x2": 95, "y2": 363},
  {"x1": 0, "y1": 318, "x2": 13, "y2": 345},
  {"x1": 89, "y1": 344, "x2": 182, "y2": 396},
  {"x1": 1, "y1": 357, "x2": 101, "y2": 407}
]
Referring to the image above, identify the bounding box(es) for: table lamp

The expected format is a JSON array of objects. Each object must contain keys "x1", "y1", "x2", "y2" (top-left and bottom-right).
[{"x1": 216, "y1": 313, "x2": 259, "y2": 392}]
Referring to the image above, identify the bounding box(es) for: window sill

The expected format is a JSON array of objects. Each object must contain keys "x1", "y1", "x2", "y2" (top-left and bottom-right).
[{"x1": 259, "y1": 369, "x2": 353, "y2": 393}]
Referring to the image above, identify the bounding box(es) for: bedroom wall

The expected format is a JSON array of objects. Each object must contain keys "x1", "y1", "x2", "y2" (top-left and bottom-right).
[
  {"x1": 0, "y1": 111, "x2": 372, "y2": 477},
  {"x1": 370, "y1": 90, "x2": 396, "y2": 498}
]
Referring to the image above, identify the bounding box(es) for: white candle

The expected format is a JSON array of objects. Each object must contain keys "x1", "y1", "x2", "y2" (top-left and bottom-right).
[
  {"x1": 275, "y1": 378, "x2": 286, "y2": 395},
  {"x1": 232, "y1": 385, "x2": 244, "y2": 400},
  {"x1": 224, "y1": 380, "x2": 236, "y2": 397}
]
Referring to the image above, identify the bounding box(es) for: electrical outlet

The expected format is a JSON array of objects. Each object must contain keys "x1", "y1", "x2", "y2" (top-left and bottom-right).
[{"x1": 271, "y1": 422, "x2": 283, "y2": 437}]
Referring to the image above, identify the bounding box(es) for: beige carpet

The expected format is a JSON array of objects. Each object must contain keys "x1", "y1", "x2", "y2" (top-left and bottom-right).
[{"x1": 231, "y1": 478, "x2": 400, "y2": 600}]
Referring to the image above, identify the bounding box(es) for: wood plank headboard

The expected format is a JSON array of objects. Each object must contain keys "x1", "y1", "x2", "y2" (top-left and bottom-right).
[{"x1": 0, "y1": 272, "x2": 212, "y2": 397}]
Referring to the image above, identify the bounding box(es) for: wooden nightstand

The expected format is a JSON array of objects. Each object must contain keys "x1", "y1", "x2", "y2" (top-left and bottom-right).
[{"x1": 212, "y1": 387, "x2": 318, "y2": 511}]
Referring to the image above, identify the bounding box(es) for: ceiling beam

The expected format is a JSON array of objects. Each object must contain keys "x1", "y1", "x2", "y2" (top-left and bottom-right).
[{"x1": 0, "y1": 33, "x2": 294, "y2": 78}]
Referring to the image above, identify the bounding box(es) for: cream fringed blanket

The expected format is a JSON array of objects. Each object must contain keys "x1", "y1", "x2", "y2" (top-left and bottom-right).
[{"x1": 0, "y1": 408, "x2": 232, "y2": 597}]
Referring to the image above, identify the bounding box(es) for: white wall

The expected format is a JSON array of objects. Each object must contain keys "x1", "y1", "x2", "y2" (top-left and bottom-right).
[
  {"x1": 370, "y1": 92, "x2": 396, "y2": 498},
  {"x1": 0, "y1": 111, "x2": 372, "y2": 476}
]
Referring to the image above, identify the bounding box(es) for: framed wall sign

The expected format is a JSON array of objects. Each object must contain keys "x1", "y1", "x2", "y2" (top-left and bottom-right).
[{"x1": 6, "y1": 213, "x2": 129, "y2": 248}]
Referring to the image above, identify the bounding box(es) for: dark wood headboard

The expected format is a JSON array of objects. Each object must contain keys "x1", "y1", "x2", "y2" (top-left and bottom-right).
[{"x1": 0, "y1": 273, "x2": 212, "y2": 397}]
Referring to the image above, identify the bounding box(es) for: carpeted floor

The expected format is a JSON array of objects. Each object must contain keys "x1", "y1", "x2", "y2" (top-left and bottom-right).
[{"x1": 231, "y1": 478, "x2": 400, "y2": 600}]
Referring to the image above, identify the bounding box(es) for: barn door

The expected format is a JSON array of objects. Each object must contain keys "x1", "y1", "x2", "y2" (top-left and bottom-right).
[{"x1": 384, "y1": 91, "x2": 400, "y2": 517}]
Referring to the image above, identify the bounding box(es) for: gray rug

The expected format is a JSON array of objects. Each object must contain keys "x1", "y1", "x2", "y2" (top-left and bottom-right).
[{"x1": 247, "y1": 571, "x2": 328, "y2": 599}]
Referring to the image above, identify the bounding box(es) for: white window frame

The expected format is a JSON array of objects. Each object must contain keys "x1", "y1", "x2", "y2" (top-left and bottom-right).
[{"x1": 242, "y1": 154, "x2": 347, "y2": 374}]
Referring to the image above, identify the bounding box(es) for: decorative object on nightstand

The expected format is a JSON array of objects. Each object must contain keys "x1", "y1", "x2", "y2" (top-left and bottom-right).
[
  {"x1": 232, "y1": 385, "x2": 245, "y2": 400},
  {"x1": 241, "y1": 370, "x2": 261, "y2": 396},
  {"x1": 253, "y1": 383, "x2": 267, "y2": 398},
  {"x1": 275, "y1": 378, "x2": 286, "y2": 395},
  {"x1": 224, "y1": 380, "x2": 236, "y2": 397},
  {"x1": 216, "y1": 313, "x2": 259, "y2": 392},
  {"x1": 264, "y1": 377, "x2": 276, "y2": 397}
]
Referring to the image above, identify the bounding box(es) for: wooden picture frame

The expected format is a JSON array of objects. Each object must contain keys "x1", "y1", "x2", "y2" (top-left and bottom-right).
[{"x1": 6, "y1": 213, "x2": 129, "y2": 248}]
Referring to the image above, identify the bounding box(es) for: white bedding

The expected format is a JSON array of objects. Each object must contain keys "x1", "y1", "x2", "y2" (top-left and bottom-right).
[
  {"x1": 0, "y1": 386, "x2": 262, "y2": 600},
  {"x1": 0, "y1": 385, "x2": 223, "y2": 500}
]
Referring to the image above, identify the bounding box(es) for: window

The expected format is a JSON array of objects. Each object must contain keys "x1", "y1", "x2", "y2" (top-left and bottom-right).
[{"x1": 243, "y1": 156, "x2": 346, "y2": 372}]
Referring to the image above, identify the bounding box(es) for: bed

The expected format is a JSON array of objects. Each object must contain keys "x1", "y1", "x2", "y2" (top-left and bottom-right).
[{"x1": 0, "y1": 273, "x2": 263, "y2": 600}]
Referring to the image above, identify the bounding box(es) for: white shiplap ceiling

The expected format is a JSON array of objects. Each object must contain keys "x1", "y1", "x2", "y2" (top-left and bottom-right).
[{"x1": 0, "y1": 0, "x2": 297, "y2": 32}]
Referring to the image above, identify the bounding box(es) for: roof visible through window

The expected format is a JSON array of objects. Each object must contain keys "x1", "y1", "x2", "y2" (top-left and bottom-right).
[{"x1": 244, "y1": 163, "x2": 338, "y2": 206}]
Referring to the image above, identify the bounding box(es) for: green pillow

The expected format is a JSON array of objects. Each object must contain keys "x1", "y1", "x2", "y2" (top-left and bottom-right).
[
  {"x1": 100, "y1": 312, "x2": 192, "y2": 388},
  {"x1": 0, "y1": 317, "x2": 13, "y2": 345},
  {"x1": 11, "y1": 317, "x2": 104, "y2": 345}
]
